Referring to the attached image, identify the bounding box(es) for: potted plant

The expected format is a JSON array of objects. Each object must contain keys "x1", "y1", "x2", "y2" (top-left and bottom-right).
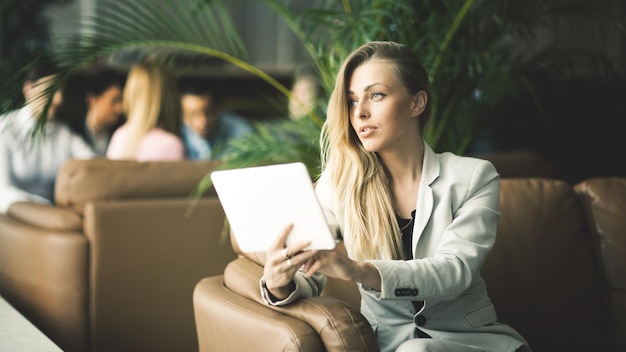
[{"x1": 2, "y1": 0, "x2": 621, "y2": 186}]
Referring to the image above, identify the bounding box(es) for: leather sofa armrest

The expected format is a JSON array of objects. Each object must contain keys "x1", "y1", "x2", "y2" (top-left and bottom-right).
[
  {"x1": 574, "y1": 178, "x2": 626, "y2": 283},
  {"x1": 7, "y1": 202, "x2": 82, "y2": 232},
  {"x1": 193, "y1": 276, "x2": 324, "y2": 352},
  {"x1": 575, "y1": 177, "x2": 626, "y2": 352},
  {"x1": 223, "y1": 258, "x2": 378, "y2": 351},
  {"x1": 0, "y1": 213, "x2": 89, "y2": 352}
]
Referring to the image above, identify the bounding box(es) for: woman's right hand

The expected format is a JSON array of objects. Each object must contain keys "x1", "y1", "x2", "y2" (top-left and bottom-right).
[{"x1": 263, "y1": 223, "x2": 318, "y2": 300}]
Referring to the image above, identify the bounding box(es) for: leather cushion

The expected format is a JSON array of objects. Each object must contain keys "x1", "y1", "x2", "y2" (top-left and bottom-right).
[{"x1": 483, "y1": 178, "x2": 610, "y2": 352}]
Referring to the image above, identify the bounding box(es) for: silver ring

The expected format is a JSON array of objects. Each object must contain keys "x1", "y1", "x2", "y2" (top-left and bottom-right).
[
  {"x1": 282, "y1": 248, "x2": 291, "y2": 259},
  {"x1": 287, "y1": 258, "x2": 293, "y2": 268}
]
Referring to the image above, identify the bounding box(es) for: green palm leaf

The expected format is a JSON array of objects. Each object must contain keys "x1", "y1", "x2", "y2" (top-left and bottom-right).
[{"x1": 4, "y1": 0, "x2": 622, "y2": 171}]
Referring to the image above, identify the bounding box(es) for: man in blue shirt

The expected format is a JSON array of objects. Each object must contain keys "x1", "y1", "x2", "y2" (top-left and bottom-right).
[{"x1": 179, "y1": 83, "x2": 253, "y2": 160}]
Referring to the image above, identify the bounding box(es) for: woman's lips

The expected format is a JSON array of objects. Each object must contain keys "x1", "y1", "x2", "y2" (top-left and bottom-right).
[{"x1": 359, "y1": 126, "x2": 375, "y2": 138}]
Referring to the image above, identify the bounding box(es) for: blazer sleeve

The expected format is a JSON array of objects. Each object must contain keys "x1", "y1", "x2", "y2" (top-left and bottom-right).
[{"x1": 260, "y1": 272, "x2": 326, "y2": 306}]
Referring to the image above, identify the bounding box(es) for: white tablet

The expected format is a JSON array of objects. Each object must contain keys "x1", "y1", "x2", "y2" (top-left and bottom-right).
[{"x1": 210, "y1": 162, "x2": 338, "y2": 253}]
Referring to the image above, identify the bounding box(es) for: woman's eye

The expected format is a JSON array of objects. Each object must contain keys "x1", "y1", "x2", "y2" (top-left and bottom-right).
[
  {"x1": 348, "y1": 100, "x2": 357, "y2": 108},
  {"x1": 371, "y1": 92, "x2": 385, "y2": 100}
]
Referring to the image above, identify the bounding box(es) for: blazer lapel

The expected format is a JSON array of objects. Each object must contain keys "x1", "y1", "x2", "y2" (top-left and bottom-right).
[{"x1": 412, "y1": 143, "x2": 439, "y2": 250}]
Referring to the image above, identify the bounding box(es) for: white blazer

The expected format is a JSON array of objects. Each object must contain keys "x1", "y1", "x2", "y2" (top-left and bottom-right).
[{"x1": 262, "y1": 143, "x2": 529, "y2": 351}]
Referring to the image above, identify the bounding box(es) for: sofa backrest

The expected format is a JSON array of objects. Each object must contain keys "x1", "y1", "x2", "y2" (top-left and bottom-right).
[
  {"x1": 477, "y1": 149, "x2": 555, "y2": 178},
  {"x1": 55, "y1": 158, "x2": 221, "y2": 214},
  {"x1": 226, "y1": 173, "x2": 622, "y2": 351},
  {"x1": 483, "y1": 178, "x2": 611, "y2": 352}
]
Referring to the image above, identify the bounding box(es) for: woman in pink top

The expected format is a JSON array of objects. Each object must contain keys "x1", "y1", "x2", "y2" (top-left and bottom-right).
[{"x1": 106, "y1": 60, "x2": 185, "y2": 161}]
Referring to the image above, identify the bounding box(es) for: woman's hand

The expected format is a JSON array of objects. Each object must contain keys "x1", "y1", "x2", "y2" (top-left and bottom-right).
[
  {"x1": 263, "y1": 224, "x2": 318, "y2": 300},
  {"x1": 302, "y1": 247, "x2": 355, "y2": 281},
  {"x1": 303, "y1": 247, "x2": 381, "y2": 290}
]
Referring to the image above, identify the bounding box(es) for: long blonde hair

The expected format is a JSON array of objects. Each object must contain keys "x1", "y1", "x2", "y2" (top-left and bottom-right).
[
  {"x1": 119, "y1": 60, "x2": 181, "y2": 158},
  {"x1": 320, "y1": 41, "x2": 432, "y2": 261}
]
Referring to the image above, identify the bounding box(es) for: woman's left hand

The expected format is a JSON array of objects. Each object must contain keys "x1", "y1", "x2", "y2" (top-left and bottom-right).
[
  {"x1": 303, "y1": 248, "x2": 356, "y2": 281},
  {"x1": 303, "y1": 247, "x2": 381, "y2": 290}
]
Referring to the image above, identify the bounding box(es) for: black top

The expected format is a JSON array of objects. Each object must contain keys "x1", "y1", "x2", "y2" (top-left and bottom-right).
[
  {"x1": 396, "y1": 209, "x2": 426, "y2": 321},
  {"x1": 397, "y1": 209, "x2": 417, "y2": 260}
]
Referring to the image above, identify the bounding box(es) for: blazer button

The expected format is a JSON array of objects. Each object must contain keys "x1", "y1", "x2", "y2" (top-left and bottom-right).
[
  {"x1": 414, "y1": 314, "x2": 427, "y2": 327},
  {"x1": 395, "y1": 288, "x2": 410, "y2": 296}
]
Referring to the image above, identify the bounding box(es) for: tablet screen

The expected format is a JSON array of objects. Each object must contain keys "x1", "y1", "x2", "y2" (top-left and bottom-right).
[{"x1": 211, "y1": 162, "x2": 338, "y2": 253}]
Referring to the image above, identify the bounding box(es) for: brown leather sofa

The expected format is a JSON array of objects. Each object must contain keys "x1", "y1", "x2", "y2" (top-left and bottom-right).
[
  {"x1": 0, "y1": 159, "x2": 236, "y2": 352},
  {"x1": 193, "y1": 177, "x2": 626, "y2": 352}
]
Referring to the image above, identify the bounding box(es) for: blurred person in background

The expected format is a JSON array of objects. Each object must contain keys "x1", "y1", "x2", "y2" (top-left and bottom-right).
[
  {"x1": 179, "y1": 82, "x2": 252, "y2": 160},
  {"x1": 0, "y1": 60, "x2": 96, "y2": 213},
  {"x1": 106, "y1": 60, "x2": 185, "y2": 161},
  {"x1": 288, "y1": 66, "x2": 323, "y2": 121},
  {"x1": 60, "y1": 66, "x2": 126, "y2": 156}
]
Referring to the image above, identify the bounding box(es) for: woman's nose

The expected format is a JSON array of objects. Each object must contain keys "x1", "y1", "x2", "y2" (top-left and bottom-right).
[{"x1": 353, "y1": 101, "x2": 369, "y2": 119}]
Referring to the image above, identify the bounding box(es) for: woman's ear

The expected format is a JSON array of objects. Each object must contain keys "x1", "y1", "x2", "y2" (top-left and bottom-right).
[{"x1": 411, "y1": 91, "x2": 427, "y2": 118}]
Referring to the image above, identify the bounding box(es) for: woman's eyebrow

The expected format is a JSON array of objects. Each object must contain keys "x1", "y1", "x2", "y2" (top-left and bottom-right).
[{"x1": 348, "y1": 82, "x2": 389, "y2": 95}]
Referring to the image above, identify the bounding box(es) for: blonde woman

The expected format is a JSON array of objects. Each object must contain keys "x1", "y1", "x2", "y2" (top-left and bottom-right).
[
  {"x1": 261, "y1": 41, "x2": 530, "y2": 352},
  {"x1": 106, "y1": 60, "x2": 184, "y2": 161}
]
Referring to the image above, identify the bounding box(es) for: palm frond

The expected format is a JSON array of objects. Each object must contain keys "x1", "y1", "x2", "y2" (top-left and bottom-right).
[
  {"x1": 192, "y1": 117, "x2": 321, "y2": 197},
  {"x1": 4, "y1": 0, "x2": 623, "y2": 168}
]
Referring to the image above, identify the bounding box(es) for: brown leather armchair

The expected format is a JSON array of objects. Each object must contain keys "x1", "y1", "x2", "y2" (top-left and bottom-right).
[
  {"x1": 194, "y1": 243, "x2": 376, "y2": 352},
  {"x1": 193, "y1": 177, "x2": 626, "y2": 352},
  {"x1": 0, "y1": 159, "x2": 236, "y2": 352}
]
